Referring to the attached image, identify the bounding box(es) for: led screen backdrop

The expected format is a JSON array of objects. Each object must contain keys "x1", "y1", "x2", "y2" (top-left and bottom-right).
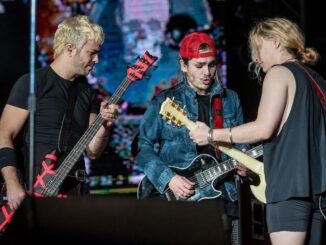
[{"x1": 36, "y1": 0, "x2": 226, "y2": 194}]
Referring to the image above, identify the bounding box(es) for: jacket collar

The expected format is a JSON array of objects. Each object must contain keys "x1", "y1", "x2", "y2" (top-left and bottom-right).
[{"x1": 180, "y1": 78, "x2": 224, "y2": 98}]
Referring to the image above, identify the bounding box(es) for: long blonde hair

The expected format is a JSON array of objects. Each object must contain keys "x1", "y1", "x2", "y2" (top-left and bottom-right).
[
  {"x1": 53, "y1": 15, "x2": 104, "y2": 58},
  {"x1": 248, "y1": 17, "x2": 320, "y2": 81}
]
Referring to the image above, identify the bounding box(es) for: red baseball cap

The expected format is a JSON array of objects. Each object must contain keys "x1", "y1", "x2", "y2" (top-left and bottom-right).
[{"x1": 180, "y1": 32, "x2": 216, "y2": 59}]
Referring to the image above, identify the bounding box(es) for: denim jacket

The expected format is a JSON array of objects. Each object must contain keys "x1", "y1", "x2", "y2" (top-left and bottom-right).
[{"x1": 136, "y1": 79, "x2": 248, "y2": 200}]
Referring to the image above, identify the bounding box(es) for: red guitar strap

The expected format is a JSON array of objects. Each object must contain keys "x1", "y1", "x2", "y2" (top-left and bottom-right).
[
  {"x1": 212, "y1": 96, "x2": 223, "y2": 156},
  {"x1": 295, "y1": 62, "x2": 326, "y2": 111},
  {"x1": 0, "y1": 205, "x2": 14, "y2": 231}
]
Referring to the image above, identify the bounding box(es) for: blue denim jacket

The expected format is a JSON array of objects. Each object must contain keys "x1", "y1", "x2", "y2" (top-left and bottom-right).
[{"x1": 136, "y1": 79, "x2": 248, "y2": 200}]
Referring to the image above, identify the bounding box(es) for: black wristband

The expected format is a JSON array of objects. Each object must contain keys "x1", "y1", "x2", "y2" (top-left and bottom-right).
[{"x1": 0, "y1": 147, "x2": 18, "y2": 169}]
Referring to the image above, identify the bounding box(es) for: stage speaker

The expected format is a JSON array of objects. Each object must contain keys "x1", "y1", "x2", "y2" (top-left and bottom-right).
[{"x1": 2, "y1": 196, "x2": 230, "y2": 244}]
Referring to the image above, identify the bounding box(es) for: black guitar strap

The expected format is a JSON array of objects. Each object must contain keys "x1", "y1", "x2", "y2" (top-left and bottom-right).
[{"x1": 58, "y1": 82, "x2": 78, "y2": 152}]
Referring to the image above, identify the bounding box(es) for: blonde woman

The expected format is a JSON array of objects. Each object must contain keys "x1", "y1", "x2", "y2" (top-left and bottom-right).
[{"x1": 190, "y1": 17, "x2": 326, "y2": 245}]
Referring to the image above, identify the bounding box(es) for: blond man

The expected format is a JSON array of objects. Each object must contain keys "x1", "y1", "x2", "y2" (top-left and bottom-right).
[{"x1": 0, "y1": 15, "x2": 118, "y2": 210}]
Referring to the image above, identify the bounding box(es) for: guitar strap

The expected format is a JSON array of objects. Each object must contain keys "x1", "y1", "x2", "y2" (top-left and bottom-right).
[
  {"x1": 212, "y1": 94, "x2": 223, "y2": 156},
  {"x1": 294, "y1": 62, "x2": 326, "y2": 111},
  {"x1": 58, "y1": 82, "x2": 78, "y2": 152}
]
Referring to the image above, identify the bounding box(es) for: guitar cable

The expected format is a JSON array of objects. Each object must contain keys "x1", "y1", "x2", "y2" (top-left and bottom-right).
[{"x1": 319, "y1": 195, "x2": 326, "y2": 220}]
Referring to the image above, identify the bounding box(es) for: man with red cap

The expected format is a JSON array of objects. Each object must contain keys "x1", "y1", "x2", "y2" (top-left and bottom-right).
[{"x1": 135, "y1": 32, "x2": 248, "y2": 242}]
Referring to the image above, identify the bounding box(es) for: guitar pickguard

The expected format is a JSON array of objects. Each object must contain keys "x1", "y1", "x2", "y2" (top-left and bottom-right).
[{"x1": 165, "y1": 154, "x2": 223, "y2": 201}]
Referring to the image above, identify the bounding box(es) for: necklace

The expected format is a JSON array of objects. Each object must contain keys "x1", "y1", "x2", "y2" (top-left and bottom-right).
[{"x1": 285, "y1": 58, "x2": 297, "y2": 63}]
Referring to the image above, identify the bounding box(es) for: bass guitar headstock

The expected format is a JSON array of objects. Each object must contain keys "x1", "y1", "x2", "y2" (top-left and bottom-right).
[{"x1": 127, "y1": 51, "x2": 158, "y2": 82}]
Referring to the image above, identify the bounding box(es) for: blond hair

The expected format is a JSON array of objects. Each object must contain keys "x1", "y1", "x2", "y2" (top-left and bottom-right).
[
  {"x1": 248, "y1": 17, "x2": 320, "y2": 82},
  {"x1": 53, "y1": 15, "x2": 104, "y2": 58}
]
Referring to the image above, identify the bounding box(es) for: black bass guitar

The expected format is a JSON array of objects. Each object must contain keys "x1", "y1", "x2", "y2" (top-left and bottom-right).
[{"x1": 0, "y1": 51, "x2": 158, "y2": 233}]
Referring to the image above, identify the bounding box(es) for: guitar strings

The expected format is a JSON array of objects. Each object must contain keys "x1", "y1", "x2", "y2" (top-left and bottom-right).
[
  {"x1": 165, "y1": 145, "x2": 263, "y2": 199},
  {"x1": 41, "y1": 76, "x2": 133, "y2": 196},
  {"x1": 41, "y1": 56, "x2": 157, "y2": 196}
]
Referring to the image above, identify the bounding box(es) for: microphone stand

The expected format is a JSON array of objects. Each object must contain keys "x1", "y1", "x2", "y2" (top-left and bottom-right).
[{"x1": 28, "y1": 0, "x2": 37, "y2": 193}]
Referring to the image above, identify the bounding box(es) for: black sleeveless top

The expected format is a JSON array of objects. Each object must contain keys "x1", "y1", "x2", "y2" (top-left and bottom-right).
[{"x1": 263, "y1": 62, "x2": 326, "y2": 203}]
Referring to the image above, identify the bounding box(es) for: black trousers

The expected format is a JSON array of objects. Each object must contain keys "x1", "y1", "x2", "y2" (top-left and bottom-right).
[{"x1": 307, "y1": 194, "x2": 326, "y2": 245}]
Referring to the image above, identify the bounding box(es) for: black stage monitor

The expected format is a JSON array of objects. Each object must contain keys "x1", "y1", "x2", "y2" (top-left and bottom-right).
[{"x1": 2, "y1": 196, "x2": 230, "y2": 244}]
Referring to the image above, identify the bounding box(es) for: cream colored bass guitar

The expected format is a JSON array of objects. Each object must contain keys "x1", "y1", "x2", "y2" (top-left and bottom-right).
[{"x1": 160, "y1": 97, "x2": 267, "y2": 203}]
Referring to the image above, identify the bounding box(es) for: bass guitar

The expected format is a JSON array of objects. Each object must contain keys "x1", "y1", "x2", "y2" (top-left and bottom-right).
[
  {"x1": 0, "y1": 51, "x2": 158, "y2": 233},
  {"x1": 139, "y1": 97, "x2": 267, "y2": 203}
]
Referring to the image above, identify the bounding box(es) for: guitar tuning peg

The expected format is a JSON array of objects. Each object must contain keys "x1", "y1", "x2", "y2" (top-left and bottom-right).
[
  {"x1": 145, "y1": 74, "x2": 152, "y2": 80},
  {"x1": 152, "y1": 65, "x2": 158, "y2": 70},
  {"x1": 141, "y1": 59, "x2": 149, "y2": 65},
  {"x1": 171, "y1": 97, "x2": 175, "y2": 101}
]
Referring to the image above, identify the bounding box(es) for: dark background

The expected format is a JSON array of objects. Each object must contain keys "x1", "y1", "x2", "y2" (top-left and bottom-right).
[
  {"x1": 0, "y1": 1, "x2": 29, "y2": 113},
  {"x1": 222, "y1": 0, "x2": 326, "y2": 122}
]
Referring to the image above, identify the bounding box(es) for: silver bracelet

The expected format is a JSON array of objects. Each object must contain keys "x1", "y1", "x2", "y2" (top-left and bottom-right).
[
  {"x1": 207, "y1": 128, "x2": 214, "y2": 145},
  {"x1": 229, "y1": 127, "x2": 233, "y2": 144}
]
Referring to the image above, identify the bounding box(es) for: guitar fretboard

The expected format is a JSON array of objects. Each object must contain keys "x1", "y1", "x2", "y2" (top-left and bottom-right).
[
  {"x1": 41, "y1": 51, "x2": 158, "y2": 196},
  {"x1": 42, "y1": 78, "x2": 132, "y2": 196},
  {"x1": 200, "y1": 145, "x2": 263, "y2": 183}
]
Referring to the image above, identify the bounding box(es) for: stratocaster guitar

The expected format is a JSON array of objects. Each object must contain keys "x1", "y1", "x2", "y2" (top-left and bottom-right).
[
  {"x1": 0, "y1": 51, "x2": 158, "y2": 233},
  {"x1": 139, "y1": 97, "x2": 266, "y2": 204},
  {"x1": 138, "y1": 145, "x2": 263, "y2": 202}
]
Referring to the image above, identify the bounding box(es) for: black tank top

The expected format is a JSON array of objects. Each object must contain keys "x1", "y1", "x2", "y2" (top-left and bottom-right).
[{"x1": 264, "y1": 62, "x2": 326, "y2": 203}]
